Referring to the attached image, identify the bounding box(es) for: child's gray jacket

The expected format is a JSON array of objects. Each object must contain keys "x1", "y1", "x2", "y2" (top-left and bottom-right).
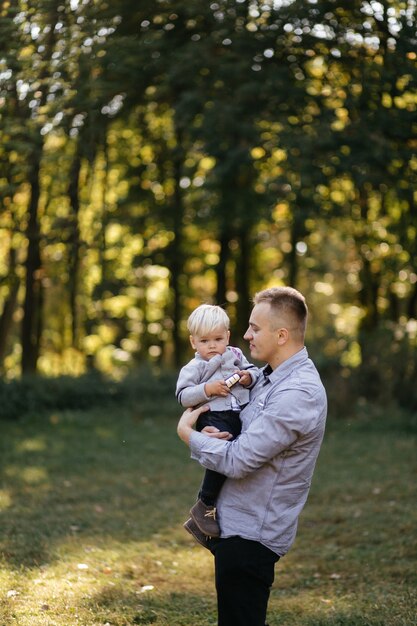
[{"x1": 176, "y1": 346, "x2": 259, "y2": 410}]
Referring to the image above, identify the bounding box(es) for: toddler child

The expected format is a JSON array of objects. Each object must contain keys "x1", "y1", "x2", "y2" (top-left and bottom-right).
[{"x1": 176, "y1": 304, "x2": 258, "y2": 539}]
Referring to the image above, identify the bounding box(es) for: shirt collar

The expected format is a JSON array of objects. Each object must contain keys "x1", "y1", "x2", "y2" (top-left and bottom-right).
[{"x1": 262, "y1": 347, "x2": 308, "y2": 384}]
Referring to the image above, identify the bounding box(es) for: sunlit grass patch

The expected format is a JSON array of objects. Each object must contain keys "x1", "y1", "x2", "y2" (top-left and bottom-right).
[{"x1": 0, "y1": 408, "x2": 415, "y2": 625}]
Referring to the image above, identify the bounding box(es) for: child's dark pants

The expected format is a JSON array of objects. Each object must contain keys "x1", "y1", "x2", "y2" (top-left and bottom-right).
[{"x1": 196, "y1": 409, "x2": 241, "y2": 506}]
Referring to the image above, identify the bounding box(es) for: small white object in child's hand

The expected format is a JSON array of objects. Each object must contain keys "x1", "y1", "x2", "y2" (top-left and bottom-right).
[{"x1": 225, "y1": 373, "x2": 241, "y2": 388}]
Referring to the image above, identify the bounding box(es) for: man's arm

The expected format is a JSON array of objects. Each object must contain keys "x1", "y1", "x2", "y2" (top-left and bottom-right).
[
  {"x1": 177, "y1": 406, "x2": 233, "y2": 445},
  {"x1": 180, "y1": 388, "x2": 324, "y2": 480},
  {"x1": 227, "y1": 347, "x2": 259, "y2": 388}
]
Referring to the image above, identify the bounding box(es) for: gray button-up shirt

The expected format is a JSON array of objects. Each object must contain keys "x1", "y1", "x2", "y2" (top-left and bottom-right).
[{"x1": 189, "y1": 347, "x2": 327, "y2": 556}]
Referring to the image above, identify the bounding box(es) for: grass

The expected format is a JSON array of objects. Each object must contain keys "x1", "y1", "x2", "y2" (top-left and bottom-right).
[{"x1": 0, "y1": 403, "x2": 416, "y2": 626}]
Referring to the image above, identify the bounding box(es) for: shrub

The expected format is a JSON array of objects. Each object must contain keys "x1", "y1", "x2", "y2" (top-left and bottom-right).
[{"x1": 0, "y1": 368, "x2": 178, "y2": 420}]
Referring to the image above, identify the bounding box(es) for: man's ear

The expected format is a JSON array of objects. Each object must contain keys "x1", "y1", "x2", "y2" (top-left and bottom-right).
[{"x1": 276, "y1": 327, "x2": 289, "y2": 345}]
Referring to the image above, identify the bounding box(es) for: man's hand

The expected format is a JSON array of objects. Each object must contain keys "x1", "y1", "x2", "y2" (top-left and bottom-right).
[
  {"x1": 202, "y1": 426, "x2": 233, "y2": 440},
  {"x1": 177, "y1": 406, "x2": 233, "y2": 446},
  {"x1": 177, "y1": 405, "x2": 209, "y2": 445},
  {"x1": 205, "y1": 379, "x2": 230, "y2": 397}
]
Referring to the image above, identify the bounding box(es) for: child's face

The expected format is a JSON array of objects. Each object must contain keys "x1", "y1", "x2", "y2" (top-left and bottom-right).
[{"x1": 190, "y1": 327, "x2": 230, "y2": 361}]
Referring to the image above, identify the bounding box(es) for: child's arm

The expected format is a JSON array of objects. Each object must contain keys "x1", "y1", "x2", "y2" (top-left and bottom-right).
[
  {"x1": 176, "y1": 356, "x2": 226, "y2": 407},
  {"x1": 205, "y1": 379, "x2": 230, "y2": 398},
  {"x1": 236, "y1": 370, "x2": 252, "y2": 387},
  {"x1": 228, "y1": 347, "x2": 260, "y2": 388}
]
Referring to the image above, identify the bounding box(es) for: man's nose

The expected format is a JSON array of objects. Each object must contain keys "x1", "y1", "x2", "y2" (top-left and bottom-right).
[{"x1": 243, "y1": 328, "x2": 251, "y2": 340}]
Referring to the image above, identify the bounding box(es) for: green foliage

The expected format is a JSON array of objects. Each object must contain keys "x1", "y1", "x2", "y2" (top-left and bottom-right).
[
  {"x1": 1, "y1": 0, "x2": 416, "y2": 390},
  {"x1": 0, "y1": 369, "x2": 178, "y2": 421},
  {"x1": 0, "y1": 372, "x2": 114, "y2": 420},
  {"x1": 315, "y1": 320, "x2": 417, "y2": 431}
]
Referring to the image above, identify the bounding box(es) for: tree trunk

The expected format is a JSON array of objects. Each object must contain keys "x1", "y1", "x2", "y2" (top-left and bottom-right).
[
  {"x1": 216, "y1": 225, "x2": 230, "y2": 308},
  {"x1": 21, "y1": 154, "x2": 43, "y2": 374},
  {"x1": 287, "y1": 200, "x2": 307, "y2": 289},
  {"x1": 170, "y1": 137, "x2": 185, "y2": 368},
  {"x1": 68, "y1": 150, "x2": 82, "y2": 348},
  {"x1": 0, "y1": 248, "x2": 19, "y2": 369},
  {"x1": 234, "y1": 227, "x2": 251, "y2": 343},
  {"x1": 356, "y1": 186, "x2": 379, "y2": 332},
  {"x1": 407, "y1": 281, "x2": 417, "y2": 319}
]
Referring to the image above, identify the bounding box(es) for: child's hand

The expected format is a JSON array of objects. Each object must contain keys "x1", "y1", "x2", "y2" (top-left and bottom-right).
[
  {"x1": 205, "y1": 379, "x2": 230, "y2": 398},
  {"x1": 237, "y1": 370, "x2": 252, "y2": 387}
]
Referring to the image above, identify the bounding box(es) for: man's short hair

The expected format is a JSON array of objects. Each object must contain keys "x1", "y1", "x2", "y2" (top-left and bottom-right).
[
  {"x1": 253, "y1": 286, "x2": 308, "y2": 341},
  {"x1": 187, "y1": 304, "x2": 230, "y2": 337}
]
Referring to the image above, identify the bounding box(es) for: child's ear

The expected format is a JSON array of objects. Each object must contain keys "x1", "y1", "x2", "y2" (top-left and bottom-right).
[
  {"x1": 227, "y1": 330, "x2": 230, "y2": 344},
  {"x1": 189, "y1": 335, "x2": 196, "y2": 350}
]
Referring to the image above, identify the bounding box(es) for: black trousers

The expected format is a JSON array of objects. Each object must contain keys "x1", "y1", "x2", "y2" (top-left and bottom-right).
[
  {"x1": 196, "y1": 410, "x2": 242, "y2": 506},
  {"x1": 209, "y1": 536, "x2": 280, "y2": 626}
]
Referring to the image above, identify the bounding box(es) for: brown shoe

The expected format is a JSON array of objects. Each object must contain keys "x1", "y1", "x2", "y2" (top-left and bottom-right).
[
  {"x1": 183, "y1": 518, "x2": 210, "y2": 549},
  {"x1": 190, "y1": 499, "x2": 220, "y2": 537}
]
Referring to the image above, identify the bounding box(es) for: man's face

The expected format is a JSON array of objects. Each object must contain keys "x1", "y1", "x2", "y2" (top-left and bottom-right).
[
  {"x1": 190, "y1": 327, "x2": 230, "y2": 361},
  {"x1": 244, "y1": 302, "x2": 280, "y2": 365}
]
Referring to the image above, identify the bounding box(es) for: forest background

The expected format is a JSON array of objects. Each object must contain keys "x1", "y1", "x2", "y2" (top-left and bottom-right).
[{"x1": 1, "y1": 0, "x2": 417, "y2": 423}]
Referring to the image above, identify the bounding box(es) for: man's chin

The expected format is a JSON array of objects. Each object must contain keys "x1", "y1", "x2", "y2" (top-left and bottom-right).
[{"x1": 251, "y1": 348, "x2": 265, "y2": 361}]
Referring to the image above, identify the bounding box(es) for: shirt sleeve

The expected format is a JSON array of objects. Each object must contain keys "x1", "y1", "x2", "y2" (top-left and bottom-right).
[{"x1": 190, "y1": 387, "x2": 317, "y2": 478}]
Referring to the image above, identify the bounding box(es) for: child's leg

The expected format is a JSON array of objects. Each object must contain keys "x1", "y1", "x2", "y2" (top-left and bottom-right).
[
  {"x1": 196, "y1": 409, "x2": 242, "y2": 438},
  {"x1": 196, "y1": 410, "x2": 241, "y2": 506},
  {"x1": 199, "y1": 469, "x2": 227, "y2": 507},
  {"x1": 189, "y1": 410, "x2": 242, "y2": 537}
]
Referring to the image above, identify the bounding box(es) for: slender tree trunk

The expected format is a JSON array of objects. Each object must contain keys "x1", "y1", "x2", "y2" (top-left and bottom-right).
[
  {"x1": 357, "y1": 186, "x2": 379, "y2": 331},
  {"x1": 85, "y1": 142, "x2": 108, "y2": 371},
  {"x1": 358, "y1": 256, "x2": 380, "y2": 330},
  {"x1": 68, "y1": 150, "x2": 82, "y2": 348},
  {"x1": 21, "y1": 154, "x2": 43, "y2": 374},
  {"x1": 0, "y1": 248, "x2": 19, "y2": 369},
  {"x1": 216, "y1": 225, "x2": 230, "y2": 307},
  {"x1": 20, "y1": 5, "x2": 58, "y2": 375},
  {"x1": 170, "y1": 136, "x2": 185, "y2": 368},
  {"x1": 234, "y1": 227, "x2": 251, "y2": 342},
  {"x1": 407, "y1": 282, "x2": 417, "y2": 319},
  {"x1": 288, "y1": 217, "x2": 299, "y2": 288}
]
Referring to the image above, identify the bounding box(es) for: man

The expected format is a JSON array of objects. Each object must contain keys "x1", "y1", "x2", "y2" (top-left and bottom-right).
[{"x1": 177, "y1": 286, "x2": 327, "y2": 626}]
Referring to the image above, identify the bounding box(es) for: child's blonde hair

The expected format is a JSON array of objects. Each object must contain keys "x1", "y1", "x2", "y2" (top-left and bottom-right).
[{"x1": 187, "y1": 304, "x2": 230, "y2": 337}]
